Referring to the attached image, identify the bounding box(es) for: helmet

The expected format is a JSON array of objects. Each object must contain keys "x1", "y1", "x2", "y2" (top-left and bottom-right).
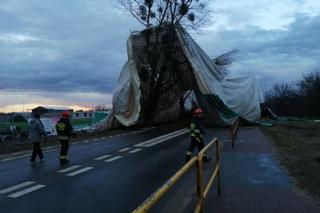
[
  {"x1": 61, "y1": 111, "x2": 71, "y2": 118},
  {"x1": 193, "y1": 108, "x2": 204, "y2": 115}
]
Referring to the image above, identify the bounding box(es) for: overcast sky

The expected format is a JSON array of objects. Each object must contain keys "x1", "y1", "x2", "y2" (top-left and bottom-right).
[{"x1": 0, "y1": 0, "x2": 319, "y2": 112}]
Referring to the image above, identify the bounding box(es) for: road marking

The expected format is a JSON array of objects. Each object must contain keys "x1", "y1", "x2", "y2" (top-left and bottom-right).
[
  {"x1": 83, "y1": 140, "x2": 89, "y2": 143},
  {"x1": 101, "y1": 137, "x2": 106, "y2": 139},
  {"x1": 58, "y1": 165, "x2": 82, "y2": 173},
  {"x1": 0, "y1": 181, "x2": 35, "y2": 194},
  {"x1": 1, "y1": 154, "x2": 32, "y2": 162},
  {"x1": 135, "y1": 129, "x2": 189, "y2": 148},
  {"x1": 105, "y1": 156, "x2": 122, "y2": 162},
  {"x1": 129, "y1": 148, "x2": 142, "y2": 154},
  {"x1": 66, "y1": 167, "x2": 94, "y2": 176},
  {"x1": 43, "y1": 146, "x2": 57, "y2": 150},
  {"x1": 94, "y1": 155, "x2": 112, "y2": 160},
  {"x1": 10, "y1": 151, "x2": 28, "y2": 156},
  {"x1": 43, "y1": 149, "x2": 56, "y2": 154},
  {"x1": 93, "y1": 138, "x2": 99, "y2": 141},
  {"x1": 118, "y1": 147, "x2": 130, "y2": 152},
  {"x1": 7, "y1": 184, "x2": 46, "y2": 198}
]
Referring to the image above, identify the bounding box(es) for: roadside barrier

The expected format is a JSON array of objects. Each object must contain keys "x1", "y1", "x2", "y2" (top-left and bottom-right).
[
  {"x1": 132, "y1": 138, "x2": 221, "y2": 213},
  {"x1": 231, "y1": 118, "x2": 240, "y2": 149}
]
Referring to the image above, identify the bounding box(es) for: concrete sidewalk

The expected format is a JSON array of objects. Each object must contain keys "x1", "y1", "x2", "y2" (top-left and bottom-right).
[{"x1": 205, "y1": 127, "x2": 319, "y2": 213}]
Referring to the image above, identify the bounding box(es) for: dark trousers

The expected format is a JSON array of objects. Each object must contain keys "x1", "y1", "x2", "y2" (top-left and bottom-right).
[
  {"x1": 59, "y1": 139, "x2": 69, "y2": 162},
  {"x1": 30, "y1": 142, "x2": 43, "y2": 162},
  {"x1": 185, "y1": 137, "x2": 206, "y2": 162},
  {"x1": 188, "y1": 137, "x2": 204, "y2": 153}
]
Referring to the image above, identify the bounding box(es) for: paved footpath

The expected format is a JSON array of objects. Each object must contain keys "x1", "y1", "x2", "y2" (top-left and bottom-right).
[{"x1": 205, "y1": 127, "x2": 319, "y2": 213}]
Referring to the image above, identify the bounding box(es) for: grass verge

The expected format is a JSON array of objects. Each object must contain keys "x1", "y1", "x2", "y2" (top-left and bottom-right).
[{"x1": 261, "y1": 120, "x2": 320, "y2": 206}]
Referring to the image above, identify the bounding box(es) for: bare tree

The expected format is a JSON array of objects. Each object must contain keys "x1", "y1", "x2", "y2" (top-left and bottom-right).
[
  {"x1": 213, "y1": 48, "x2": 239, "y2": 76},
  {"x1": 117, "y1": 0, "x2": 212, "y2": 124}
]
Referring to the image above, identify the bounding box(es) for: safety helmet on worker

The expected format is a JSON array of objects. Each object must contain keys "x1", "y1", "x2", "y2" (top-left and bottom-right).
[
  {"x1": 61, "y1": 111, "x2": 71, "y2": 118},
  {"x1": 193, "y1": 108, "x2": 204, "y2": 115}
]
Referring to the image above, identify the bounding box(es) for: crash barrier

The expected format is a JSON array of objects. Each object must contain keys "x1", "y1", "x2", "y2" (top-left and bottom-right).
[
  {"x1": 231, "y1": 118, "x2": 240, "y2": 149},
  {"x1": 132, "y1": 138, "x2": 221, "y2": 213}
]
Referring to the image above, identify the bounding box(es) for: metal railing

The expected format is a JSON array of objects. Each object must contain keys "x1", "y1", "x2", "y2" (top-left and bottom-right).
[
  {"x1": 132, "y1": 138, "x2": 221, "y2": 213},
  {"x1": 195, "y1": 138, "x2": 221, "y2": 213},
  {"x1": 230, "y1": 118, "x2": 240, "y2": 149}
]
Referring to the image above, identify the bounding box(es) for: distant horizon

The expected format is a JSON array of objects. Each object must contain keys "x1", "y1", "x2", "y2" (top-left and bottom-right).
[{"x1": 0, "y1": 103, "x2": 112, "y2": 113}]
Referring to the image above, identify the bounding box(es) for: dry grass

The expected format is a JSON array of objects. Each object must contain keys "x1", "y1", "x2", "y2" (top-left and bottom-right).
[{"x1": 262, "y1": 120, "x2": 320, "y2": 205}]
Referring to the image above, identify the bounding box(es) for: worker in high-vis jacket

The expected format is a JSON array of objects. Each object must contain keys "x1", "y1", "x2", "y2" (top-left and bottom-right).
[
  {"x1": 56, "y1": 111, "x2": 74, "y2": 164},
  {"x1": 185, "y1": 108, "x2": 210, "y2": 163}
]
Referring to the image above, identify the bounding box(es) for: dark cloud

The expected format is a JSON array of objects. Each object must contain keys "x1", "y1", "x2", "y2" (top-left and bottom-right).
[
  {"x1": 0, "y1": 0, "x2": 319, "y2": 104},
  {"x1": 195, "y1": 14, "x2": 320, "y2": 90},
  {"x1": 0, "y1": 0, "x2": 142, "y2": 95}
]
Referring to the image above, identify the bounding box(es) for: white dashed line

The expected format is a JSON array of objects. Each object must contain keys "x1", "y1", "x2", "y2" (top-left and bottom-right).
[
  {"x1": 94, "y1": 155, "x2": 112, "y2": 160},
  {"x1": 43, "y1": 149, "x2": 56, "y2": 154},
  {"x1": 105, "y1": 156, "x2": 122, "y2": 162},
  {"x1": 129, "y1": 148, "x2": 142, "y2": 154},
  {"x1": 7, "y1": 184, "x2": 46, "y2": 198},
  {"x1": 0, "y1": 181, "x2": 35, "y2": 194},
  {"x1": 58, "y1": 165, "x2": 82, "y2": 173},
  {"x1": 10, "y1": 151, "x2": 28, "y2": 156},
  {"x1": 66, "y1": 167, "x2": 94, "y2": 176},
  {"x1": 135, "y1": 129, "x2": 189, "y2": 148},
  {"x1": 118, "y1": 148, "x2": 130, "y2": 152},
  {"x1": 1, "y1": 154, "x2": 32, "y2": 162},
  {"x1": 43, "y1": 146, "x2": 57, "y2": 150},
  {"x1": 93, "y1": 138, "x2": 99, "y2": 142}
]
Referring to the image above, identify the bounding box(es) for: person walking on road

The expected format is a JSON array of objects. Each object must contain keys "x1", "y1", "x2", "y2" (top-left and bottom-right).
[
  {"x1": 28, "y1": 113, "x2": 47, "y2": 165},
  {"x1": 185, "y1": 108, "x2": 210, "y2": 163},
  {"x1": 56, "y1": 111, "x2": 74, "y2": 164}
]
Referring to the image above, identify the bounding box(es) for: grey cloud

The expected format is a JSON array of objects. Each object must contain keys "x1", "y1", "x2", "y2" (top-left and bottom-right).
[
  {"x1": 195, "y1": 14, "x2": 320, "y2": 89},
  {"x1": 0, "y1": 0, "x2": 141, "y2": 95}
]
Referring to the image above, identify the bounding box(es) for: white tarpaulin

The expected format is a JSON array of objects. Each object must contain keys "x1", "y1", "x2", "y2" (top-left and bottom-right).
[
  {"x1": 111, "y1": 26, "x2": 264, "y2": 126},
  {"x1": 176, "y1": 26, "x2": 264, "y2": 124},
  {"x1": 112, "y1": 36, "x2": 141, "y2": 126}
]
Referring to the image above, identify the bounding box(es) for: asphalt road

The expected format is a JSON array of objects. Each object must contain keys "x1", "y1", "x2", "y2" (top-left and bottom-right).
[{"x1": 0, "y1": 125, "x2": 221, "y2": 213}]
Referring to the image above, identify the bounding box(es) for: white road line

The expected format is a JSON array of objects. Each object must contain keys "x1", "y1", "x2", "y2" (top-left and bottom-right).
[
  {"x1": 66, "y1": 167, "x2": 94, "y2": 176},
  {"x1": 105, "y1": 156, "x2": 122, "y2": 162},
  {"x1": 94, "y1": 155, "x2": 112, "y2": 160},
  {"x1": 129, "y1": 148, "x2": 142, "y2": 154},
  {"x1": 1, "y1": 154, "x2": 32, "y2": 162},
  {"x1": 93, "y1": 138, "x2": 99, "y2": 141},
  {"x1": 101, "y1": 137, "x2": 106, "y2": 139},
  {"x1": 135, "y1": 129, "x2": 189, "y2": 148},
  {"x1": 43, "y1": 146, "x2": 57, "y2": 150},
  {"x1": 43, "y1": 149, "x2": 56, "y2": 154},
  {"x1": 58, "y1": 165, "x2": 82, "y2": 173},
  {"x1": 0, "y1": 181, "x2": 35, "y2": 194},
  {"x1": 7, "y1": 184, "x2": 46, "y2": 198},
  {"x1": 11, "y1": 151, "x2": 28, "y2": 156},
  {"x1": 83, "y1": 140, "x2": 89, "y2": 143},
  {"x1": 118, "y1": 148, "x2": 130, "y2": 152}
]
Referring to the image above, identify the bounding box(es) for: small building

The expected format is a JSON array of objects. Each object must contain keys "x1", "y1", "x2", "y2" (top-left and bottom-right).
[
  {"x1": 72, "y1": 111, "x2": 93, "y2": 119},
  {"x1": 31, "y1": 106, "x2": 73, "y2": 118}
]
